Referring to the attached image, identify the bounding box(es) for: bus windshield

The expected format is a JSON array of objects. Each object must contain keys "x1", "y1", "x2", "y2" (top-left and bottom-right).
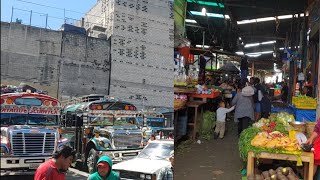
[
  {"x1": 146, "y1": 120, "x2": 164, "y2": 128},
  {"x1": 114, "y1": 117, "x2": 138, "y2": 127},
  {"x1": 90, "y1": 116, "x2": 113, "y2": 126},
  {"x1": 1, "y1": 113, "x2": 59, "y2": 126}
]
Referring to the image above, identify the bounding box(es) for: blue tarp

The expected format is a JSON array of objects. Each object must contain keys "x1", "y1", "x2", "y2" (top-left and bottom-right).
[
  {"x1": 289, "y1": 105, "x2": 317, "y2": 122},
  {"x1": 271, "y1": 107, "x2": 294, "y2": 114}
]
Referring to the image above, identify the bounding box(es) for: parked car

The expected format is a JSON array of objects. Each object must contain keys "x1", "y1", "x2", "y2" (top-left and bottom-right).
[{"x1": 113, "y1": 139, "x2": 174, "y2": 180}]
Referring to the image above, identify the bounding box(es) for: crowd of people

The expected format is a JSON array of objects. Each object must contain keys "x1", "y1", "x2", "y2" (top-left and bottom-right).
[
  {"x1": 33, "y1": 145, "x2": 174, "y2": 180},
  {"x1": 212, "y1": 76, "x2": 282, "y2": 139}
]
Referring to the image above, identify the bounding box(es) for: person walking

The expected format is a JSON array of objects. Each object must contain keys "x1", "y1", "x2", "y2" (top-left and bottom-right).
[
  {"x1": 232, "y1": 83, "x2": 255, "y2": 137},
  {"x1": 34, "y1": 145, "x2": 76, "y2": 180},
  {"x1": 87, "y1": 156, "x2": 120, "y2": 180},
  {"x1": 240, "y1": 56, "x2": 248, "y2": 81},
  {"x1": 253, "y1": 77, "x2": 264, "y2": 121},
  {"x1": 157, "y1": 151, "x2": 174, "y2": 180},
  {"x1": 281, "y1": 80, "x2": 289, "y2": 103}
]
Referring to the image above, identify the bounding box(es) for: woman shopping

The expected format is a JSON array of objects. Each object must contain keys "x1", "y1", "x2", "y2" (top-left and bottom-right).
[
  {"x1": 231, "y1": 82, "x2": 255, "y2": 136},
  {"x1": 305, "y1": 117, "x2": 320, "y2": 178}
]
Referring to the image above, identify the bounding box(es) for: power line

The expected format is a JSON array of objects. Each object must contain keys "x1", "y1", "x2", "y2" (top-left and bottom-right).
[{"x1": 16, "y1": 0, "x2": 105, "y2": 18}]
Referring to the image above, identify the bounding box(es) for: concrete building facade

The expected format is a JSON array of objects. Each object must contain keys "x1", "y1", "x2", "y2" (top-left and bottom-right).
[
  {"x1": 80, "y1": 0, "x2": 174, "y2": 110},
  {"x1": 1, "y1": 22, "x2": 111, "y2": 100}
]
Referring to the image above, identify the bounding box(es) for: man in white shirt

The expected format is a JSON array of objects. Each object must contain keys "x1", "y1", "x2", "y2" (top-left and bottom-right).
[{"x1": 214, "y1": 101, "x2": 235, "y2": 139}]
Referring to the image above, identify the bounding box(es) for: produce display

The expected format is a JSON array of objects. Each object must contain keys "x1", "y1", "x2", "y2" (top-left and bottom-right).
[
  {"x1": 248, "y1": 167, "x2": 299, "y2": 180},
  {"x1": 251, "y1": 131, "x2": 301, "y2": 151},
  {"x1": 253, "y1": 112, "x2": 295, "y2": 133},
  {"x1": 239, "y1": 112, "x2": 302, "y2": 161},
  {"x1": 194, "y1": 84, "x2": 221, "y2": 95},
  {"x1": 292, "y1": 95, "x2": 317, "y2": 109}
]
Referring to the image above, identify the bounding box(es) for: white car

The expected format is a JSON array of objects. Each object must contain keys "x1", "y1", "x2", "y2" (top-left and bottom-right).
[{"x1": 113, "y1": 139, "x2": 174, "y2": 180}]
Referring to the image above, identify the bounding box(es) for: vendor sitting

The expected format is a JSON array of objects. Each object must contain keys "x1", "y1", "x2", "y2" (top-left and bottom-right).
[{"x1": 305, "y1": 118, "x2": 320, "y2": 177}]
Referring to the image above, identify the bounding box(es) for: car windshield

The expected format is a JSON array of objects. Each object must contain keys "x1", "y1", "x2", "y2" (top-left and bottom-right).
[
  {"x1": 1, "y1": 113, "x2": 59, "y2": 126},
  {"x1": 113, "y1": 117, "x2": 138, "y2": 127},
  {"x1": 137, "y1": 142, "x2": 173, "y2": 160}
]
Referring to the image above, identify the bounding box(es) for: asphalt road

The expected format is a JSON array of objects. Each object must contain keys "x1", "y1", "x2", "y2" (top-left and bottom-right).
[{"x1": 1, "y1": 168, "x2": 89, "y2": 180}]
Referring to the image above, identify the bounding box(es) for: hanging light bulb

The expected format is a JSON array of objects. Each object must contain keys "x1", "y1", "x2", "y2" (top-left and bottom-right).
[{"x1": 202, "y1": 8, "x2": 206, "y2": 15}]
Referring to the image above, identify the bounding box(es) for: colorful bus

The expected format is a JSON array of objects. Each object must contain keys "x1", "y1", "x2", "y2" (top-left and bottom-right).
[
  {"x1": 0, "y1": 92, "x2": 68, "y2": 175},
  {"x1": 60, "y1": 94, "x2": 143, "y2": 173}
]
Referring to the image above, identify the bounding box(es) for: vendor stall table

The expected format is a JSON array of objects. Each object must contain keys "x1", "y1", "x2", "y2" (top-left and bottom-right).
[
  {"x1": 247, "y1": 151, "x2": 314, "y2": 180},
  {"x1": 186, "y1": 101, "x2": 205, "y2": 140},
  {"x1": 174, "y1": 106, "x2": 187, "y2": 143},
  {"x1": 174, "y1": 87, "x2": 197, "y2": 94},
  {"x1": 189, "y1": 91, "x2": 220, "y2": 101}
]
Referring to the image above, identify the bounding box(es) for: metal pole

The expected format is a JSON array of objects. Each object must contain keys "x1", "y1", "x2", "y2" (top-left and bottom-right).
[
  {"x1": 64, "y1": 8, "x2": 66, "y2": 23},
  {"x1": 316, "y1": 43, "x2": 320, "y2": 120},
  {"x1": 45, "y1": 14, "x2": 48, "y2": 29},
  {"x1": 215, "y1": 53, "x2": 218, "y2": 70},
  {"x1": 10, "y1": 6, "x2": 14, "y2": 23},
  {"x1": 202, "y1": 31, "x2": 205, "y2": 49},
  {"x1": 30, "y1": 10, "x2": 32, "y2": 25}
]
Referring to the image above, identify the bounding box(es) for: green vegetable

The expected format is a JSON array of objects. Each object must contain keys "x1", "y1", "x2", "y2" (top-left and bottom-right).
[
  {"x1": 239, "y1": 127, "x2": 261, "y2": 161},
  {"x1": 199, "y1": 111, "x2": 216, "y2": 140}
]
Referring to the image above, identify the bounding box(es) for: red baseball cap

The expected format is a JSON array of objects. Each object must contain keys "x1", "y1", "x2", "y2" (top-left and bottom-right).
[{"x1": 97, "y1": 161, "x2": 109, "y2": 168}]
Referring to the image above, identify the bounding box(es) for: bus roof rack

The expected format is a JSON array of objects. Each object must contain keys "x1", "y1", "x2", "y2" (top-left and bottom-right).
[{"x1": 61, "y1": 94, "x2": 120, "y2": 107}]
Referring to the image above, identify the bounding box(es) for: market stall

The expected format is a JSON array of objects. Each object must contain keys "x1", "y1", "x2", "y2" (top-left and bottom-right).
[
  {"x1": 239, "y1": 112, "x2": 317, "y2": 179},
  {"x1": 174, "y1": 50, "x2": 222, "y2": 142}
]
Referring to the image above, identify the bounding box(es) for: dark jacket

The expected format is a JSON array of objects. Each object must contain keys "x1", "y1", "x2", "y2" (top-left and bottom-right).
[
  {"x1": 240, "y1": 57, "x2": 248, "y2": 70},
  {"x1": 261, "y1": 96, "x2": 271, "y2": 113}
]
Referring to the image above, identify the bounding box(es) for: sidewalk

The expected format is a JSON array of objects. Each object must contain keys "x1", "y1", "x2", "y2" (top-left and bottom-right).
[{"x1": 175, "y1": 120, "x2": 242, "y2": 180}]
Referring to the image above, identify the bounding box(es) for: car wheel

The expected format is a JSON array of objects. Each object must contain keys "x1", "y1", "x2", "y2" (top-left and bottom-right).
[{"x1": 86, "y1": 148, "x2": 98, "y2": 174}]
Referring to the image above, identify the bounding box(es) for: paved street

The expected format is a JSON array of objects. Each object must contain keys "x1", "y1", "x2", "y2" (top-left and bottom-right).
[{"x1": 1, "y1": 168, "x2": 89, "y2": 180}]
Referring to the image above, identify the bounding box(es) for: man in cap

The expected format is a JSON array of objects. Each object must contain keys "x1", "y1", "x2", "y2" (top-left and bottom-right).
[
  {"x1": 157, "y1": 151, "x2": 174, "y2": 180},
  {"x1": 87, "y1": 155, "x2": 119, "y2": 180}
]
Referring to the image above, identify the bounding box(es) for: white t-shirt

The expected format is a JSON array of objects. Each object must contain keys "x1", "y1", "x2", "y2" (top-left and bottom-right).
[{"x1": 216, "y1": 106, "x2": 235, "y2": 122}]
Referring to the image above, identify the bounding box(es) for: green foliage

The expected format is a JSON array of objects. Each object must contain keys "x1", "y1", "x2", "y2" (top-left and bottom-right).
[
  {"x1": 239, "y1": 127, "x2": 261, "y2": 161},
  {"x1": 199, "y1": 111, "x2": 216, "y2": 140}
]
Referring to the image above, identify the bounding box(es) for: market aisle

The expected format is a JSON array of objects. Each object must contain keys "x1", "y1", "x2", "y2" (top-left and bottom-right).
[{"x1": 175, "y1": 119, "x2": 242, "y2": 180}]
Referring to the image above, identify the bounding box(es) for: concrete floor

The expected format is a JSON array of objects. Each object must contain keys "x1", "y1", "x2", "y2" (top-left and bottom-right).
[{"x1": 175, "y1": 119, "x2": 243, "y2": 180}]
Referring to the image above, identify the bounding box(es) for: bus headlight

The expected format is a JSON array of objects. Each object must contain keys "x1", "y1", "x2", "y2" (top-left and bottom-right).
[{"x1": 1, "y1": 147, "x2": 8, "y2": 155}]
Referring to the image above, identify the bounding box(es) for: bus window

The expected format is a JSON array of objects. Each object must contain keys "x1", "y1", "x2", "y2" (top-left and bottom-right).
[{"x1": 15, "y1": 98, "x2": 42, "y2": 106}]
